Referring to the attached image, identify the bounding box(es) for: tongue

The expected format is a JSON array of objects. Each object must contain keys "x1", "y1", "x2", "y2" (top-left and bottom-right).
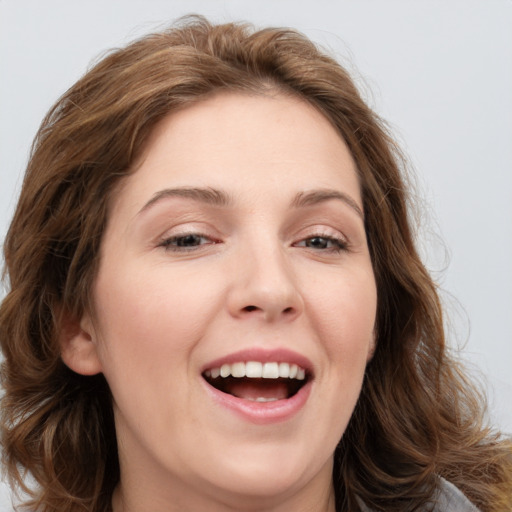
[{"x1": 227, "y1": 378, "x2": 289, "y2": 401}]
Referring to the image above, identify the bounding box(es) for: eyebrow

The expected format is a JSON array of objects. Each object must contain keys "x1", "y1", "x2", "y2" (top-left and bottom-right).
[
  {"x1": 138, "y1": 187, "x2": 233, "y2": 215},
  {"x1": 138, "y1": 186, "x2": 363, "y2": 219},
  {"x1": 291, "y1": 189, "x2": 364, "y2": 219}
]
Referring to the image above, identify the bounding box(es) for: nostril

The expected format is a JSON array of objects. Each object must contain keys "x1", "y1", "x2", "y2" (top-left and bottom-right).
[{"x1": 242, "y1": 305, "x2": 295, "y2": 315}]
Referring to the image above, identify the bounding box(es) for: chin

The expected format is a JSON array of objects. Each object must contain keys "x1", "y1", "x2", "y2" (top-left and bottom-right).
[{"x1": 194, "y1": 443, "x2": 332, "y2": 502}]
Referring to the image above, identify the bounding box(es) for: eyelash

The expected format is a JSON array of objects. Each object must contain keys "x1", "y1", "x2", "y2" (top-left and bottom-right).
[
  {"x1": 294, "y1": 234, "x2": 348, "y2": 253},
  {"x1": 159, "y1": 232, "x2": 348, "y2": 253},
  {"x1": 159, "y1": 233, "x2": 216, "y2": 251}
]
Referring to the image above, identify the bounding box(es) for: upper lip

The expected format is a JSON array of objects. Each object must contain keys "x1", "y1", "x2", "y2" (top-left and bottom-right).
[{"x1": 201, "y1": 347, "x2": 314, "y2": 378}]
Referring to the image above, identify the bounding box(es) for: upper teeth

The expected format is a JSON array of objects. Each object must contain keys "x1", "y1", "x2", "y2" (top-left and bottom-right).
[{"x1": 204, "y1": 361, "x2": 306, "y2": 380}]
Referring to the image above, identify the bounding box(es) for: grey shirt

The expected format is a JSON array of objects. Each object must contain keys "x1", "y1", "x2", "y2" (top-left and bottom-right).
[{"x1": 358, "y1": 478, "x2": 481, "y2": 512}]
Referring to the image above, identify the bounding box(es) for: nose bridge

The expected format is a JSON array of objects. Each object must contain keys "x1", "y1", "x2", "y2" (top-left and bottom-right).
[{"x1": 228, "y1": 230, "x2": 303, "y2": 322}]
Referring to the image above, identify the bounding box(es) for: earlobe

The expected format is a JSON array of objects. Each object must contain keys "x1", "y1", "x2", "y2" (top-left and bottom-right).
[{"x1": 59, "y1": 312, "x2": 103, "y2": 376}]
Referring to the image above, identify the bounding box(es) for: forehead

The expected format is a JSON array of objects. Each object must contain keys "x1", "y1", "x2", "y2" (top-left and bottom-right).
[{"x1": 110, "y1": 91, "x2": 361, "y2": 215}]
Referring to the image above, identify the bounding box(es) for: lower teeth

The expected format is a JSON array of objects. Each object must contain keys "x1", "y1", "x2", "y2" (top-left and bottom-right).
[{"x1": 248, "y1": 397, "x2": 279, "y2": 403}]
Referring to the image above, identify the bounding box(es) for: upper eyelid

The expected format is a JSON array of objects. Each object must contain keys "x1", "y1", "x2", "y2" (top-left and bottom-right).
[
  {"x1": 292, "y1": 224, "x2": 348, "y2": 240},
  {"x1": 155, "y1": 221, "x2": 221, "y2": 241},
  {"x1": 152, "y1": 215, "x2": 352, "y2": 241},
  {"x1": 157, "y1": 224, "x2": 348, "y2": 241},
  {"x1": 298, "y1": 232, "x2": 346, "y2": 241}
]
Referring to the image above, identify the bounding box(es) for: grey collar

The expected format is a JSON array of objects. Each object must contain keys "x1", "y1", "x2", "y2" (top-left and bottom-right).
[{"x1": 358, "y1": 478, "x2": 480, "y2": 512}]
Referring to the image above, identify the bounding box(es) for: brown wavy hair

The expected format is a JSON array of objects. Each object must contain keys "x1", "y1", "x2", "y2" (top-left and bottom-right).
[{"x1": 1, "y1": 15, "x2": 511, "y2": 512}]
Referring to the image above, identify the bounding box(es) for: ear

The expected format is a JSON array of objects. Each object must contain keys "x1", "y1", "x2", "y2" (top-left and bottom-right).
[
  {"x1": 59, "y1": 311, "x2": 103, "y2": 376},
  {"x1": 366, "y1": 330, "x2": 377, "y2": 363}
]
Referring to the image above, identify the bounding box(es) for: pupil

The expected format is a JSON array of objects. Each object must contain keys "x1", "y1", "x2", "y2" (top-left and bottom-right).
[
  {"x1": 178, "y1": 235, "x2": 200, "y2": 247},
  {"x1": 307, "y1": 237, "x2": 327, "y2": 249}
]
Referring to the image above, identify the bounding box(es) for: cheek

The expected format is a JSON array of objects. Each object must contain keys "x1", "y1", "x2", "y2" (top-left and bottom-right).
[
  {"x1": 91, "y1": 261, "x2": 222, "y2": 381},
  {"x1": 301, "y1": 269, "x2": 376, "y2": 450},
  {"x1": 307, "y1": 268, "x2": 377, "y2": 359}
]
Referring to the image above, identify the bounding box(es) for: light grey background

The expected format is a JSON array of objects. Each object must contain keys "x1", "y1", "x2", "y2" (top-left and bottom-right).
[{"x1": 1, "y1": 0, "x2": 511, "y2": 508}]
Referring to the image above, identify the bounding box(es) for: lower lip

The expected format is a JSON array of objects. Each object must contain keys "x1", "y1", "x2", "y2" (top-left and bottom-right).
[{"x1": 202, "y1": 378, "x2": 312, "y2": 425}]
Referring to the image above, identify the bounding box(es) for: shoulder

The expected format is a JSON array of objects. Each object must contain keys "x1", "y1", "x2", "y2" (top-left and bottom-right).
[
  {"x1": 357, "y1": 477, "x2": 481, "y2": 512},
  {"x1": 432, "y1": 478, "x2": 481, "y2": 512}
]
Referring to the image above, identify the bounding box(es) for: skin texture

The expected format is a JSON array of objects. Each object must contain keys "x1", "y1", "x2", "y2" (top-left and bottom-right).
[{"x1": 61, "y1": 92, "x2": 377, "y2": 512}]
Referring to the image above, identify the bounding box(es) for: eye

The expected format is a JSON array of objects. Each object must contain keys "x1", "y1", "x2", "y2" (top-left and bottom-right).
[
  {"x1": 159, "y1": 233, "x2": 217, "y2": 251},
  {"x1": 295, "y1": 235, "x2": 348, "y2": 252}
]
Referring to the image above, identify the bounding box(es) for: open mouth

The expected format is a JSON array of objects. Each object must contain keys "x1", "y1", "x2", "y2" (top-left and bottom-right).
[{"x1": 203, "y1": 361, "x2": 310, "y2": 402}]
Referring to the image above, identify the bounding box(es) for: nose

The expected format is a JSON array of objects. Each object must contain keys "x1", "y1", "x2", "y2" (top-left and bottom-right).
[{"x1": 227, "y1": 244, "x2": 304, "y2": 323}]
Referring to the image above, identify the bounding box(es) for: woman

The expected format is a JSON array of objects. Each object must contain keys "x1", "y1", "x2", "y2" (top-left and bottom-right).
[{"x1": 1, "y1": 16, "x2": 511, "y2": 512}]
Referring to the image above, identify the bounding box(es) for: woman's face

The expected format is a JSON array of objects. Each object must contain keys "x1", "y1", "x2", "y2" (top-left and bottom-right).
[{"x1": 73, "y1": 92, "x2": 377, "y2": 509}]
